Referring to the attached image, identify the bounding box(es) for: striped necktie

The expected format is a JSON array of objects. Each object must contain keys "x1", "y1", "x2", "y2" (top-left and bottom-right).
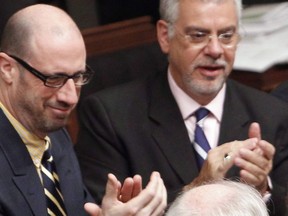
[
  {"x1": 194, "y1": 107, "x2": 211, "y2": 168},
  {"x1": 41, "y1": 137, "x2": 67, "y2": 216}
]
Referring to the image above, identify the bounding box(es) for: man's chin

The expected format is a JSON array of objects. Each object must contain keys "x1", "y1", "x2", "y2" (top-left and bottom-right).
[
  {"x1": 45, "y1": 117, "x2": 69, "y2": 132},
  {"x1": 189, "y1": 80, "x2": 223, "y2": 96}
]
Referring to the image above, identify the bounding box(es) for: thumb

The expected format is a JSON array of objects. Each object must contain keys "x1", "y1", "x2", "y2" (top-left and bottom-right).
[
  {"x1": 248, "y1": 122, "x2": 261, "y2": 140},
  {"x1": 84, "y1": 202, "x2": 101, "y2": 216}
]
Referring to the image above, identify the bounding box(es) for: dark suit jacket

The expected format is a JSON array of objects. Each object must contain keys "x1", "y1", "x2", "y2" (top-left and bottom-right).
[
  {"x1": 76, "y1": 71, "x2": 288, "y2": 216},
  {"x1": 0, "y1": 109, "x2": 93, "y2": 216},
  {"x1": 271, "y1": 80, "x2": 288, "y2": 103}
]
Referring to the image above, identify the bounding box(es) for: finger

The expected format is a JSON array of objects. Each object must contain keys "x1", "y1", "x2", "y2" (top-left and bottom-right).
[
  {"x1": 239, "y1": 168, "x2": 268, "y2": 194},
  {"x1": 220, "y1": 138, "x2": 257, "y2": 159},
  {"x1": 234, "y1": 152, "x2": 269, "y2": 186},
  {"x1": 158, "y1": 178, "x2": 167, "y2": 216},
  {"x1": 238, "y1": 148, "x2": 272, "y2": 172},
  {"x1": 143, "y1": 176, "x2": 166, "y2": 216},
  {"x1": 132, "y1": 174, "x2": 142, "y2": 197},
  {"x1": 135, "y1": 172, "x2": 167, "y2": 216},
  {"x1": 248, "y1": 122, "x2": 263, "y2": 155},
  {"x1": 103, "y1": 173, "x2": 121, "y2": 202},
  {"x1": 258, "y1": 140, "x2": 275, "y2": 160},
  {"x1": 84, "y1": 202, "x2": 102, "y2": 216},
  {"x1": 120, "y1": 177, "x2": 134, "y2": 202},
  {"x1": 248, "y1": 122, "x2": 261, "y2": 140},
  {"x1": 239, "y1": 169, "x2": 264, "y2": 185},
  {"x1": 120, "y1": 175, "x2": 143, "y2": 202},
  {"x1": 151, "y1": 177, "x2": 167, "y2": 216},
  {"x1": 237, "y1": 159, "x2": 267, "y2": 187},
  {"x1": 227, "y1": 138, "x2": 258, "y2": 151},
  {"x1": 124, "y1": 172, "x2": 162, "y2": 213},
  {"x1": 253, "y1": 147, "x2": 263, "y2": 156}
]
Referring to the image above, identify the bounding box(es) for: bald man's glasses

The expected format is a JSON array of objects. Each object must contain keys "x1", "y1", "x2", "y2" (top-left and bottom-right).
[{"x1": 8, "y1": 54, "x2": 94, "y2": 88}]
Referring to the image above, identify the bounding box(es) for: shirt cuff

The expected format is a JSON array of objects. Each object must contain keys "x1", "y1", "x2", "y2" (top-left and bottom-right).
[{"x1": 263, "y1": 176, "x2": 272, "y2": 203}]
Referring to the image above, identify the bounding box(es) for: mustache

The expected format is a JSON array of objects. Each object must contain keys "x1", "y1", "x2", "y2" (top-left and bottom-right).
[
  {"x1": 195, "y1": 59, "x2": 227, "y2": 68},
  {"x1": 49, "y1": 101, "x2": 74, "y2": 110}
]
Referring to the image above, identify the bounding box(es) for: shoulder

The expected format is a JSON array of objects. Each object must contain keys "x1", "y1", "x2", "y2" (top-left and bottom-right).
[
  {"x1": 271, "y1": 80, "x2": 288, "y2": 103},
  {"x1": 81, "y1": 71, "x2": 166, "y2": 108},
  {"x1": 226, "y1": 79, "x2": 288, "y2": 116},
  {"x1": 227, "y1": 79, "x2": 287, "y2": 104},
  {"x1": 49, "y1": 128, "x2": 73, "y2": 148}
]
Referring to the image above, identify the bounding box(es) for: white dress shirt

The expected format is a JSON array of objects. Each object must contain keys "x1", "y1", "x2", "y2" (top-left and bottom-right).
[{"x1": 167, "y1": 70, "x2": 226, "y2": 149}]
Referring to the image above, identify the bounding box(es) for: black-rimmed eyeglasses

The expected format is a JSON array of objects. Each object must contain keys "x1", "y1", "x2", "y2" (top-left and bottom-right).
[{"x1": 7, "y1": 54, "x2": 94, "y2": 88}]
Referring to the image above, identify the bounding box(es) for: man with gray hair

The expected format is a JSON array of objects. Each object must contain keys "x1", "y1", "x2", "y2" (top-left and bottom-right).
[
  {"x1": 166, "y1": 180, "x2": 269, "y2": 216},
  {"x1": 76, "y1": 0, "x2": 288, "y2": 215}
]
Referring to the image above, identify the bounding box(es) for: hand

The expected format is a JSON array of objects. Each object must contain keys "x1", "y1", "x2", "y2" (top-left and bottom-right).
[
  {"x1": 85, "y1": 172, "x2": 167, "y2": 216},
  {"x1": 85, "y1": 174, "x2": 144, "y2": 215},
  {"x1": 235, "y1": 122, "x2": 275, "y2": 194},
  {"x1": 185, "y1": 138, "x2": 258, "y2": 189}
]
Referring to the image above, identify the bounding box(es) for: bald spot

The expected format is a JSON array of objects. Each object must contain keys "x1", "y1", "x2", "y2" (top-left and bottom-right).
[
  {"x1": 1, "y1": 4, "x2": 84, "y2": 59},
  {"x1": 182, "y1": 184, "x2": 233, "y2": 214}
]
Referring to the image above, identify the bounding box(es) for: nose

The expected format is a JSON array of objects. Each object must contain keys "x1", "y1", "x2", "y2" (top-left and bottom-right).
[
  {"x1": 57, "y1": 79, "x2": 79, "y2": 106},
  {"x1": 203, "y1": 36, "x2": 224, "y2": 59}
]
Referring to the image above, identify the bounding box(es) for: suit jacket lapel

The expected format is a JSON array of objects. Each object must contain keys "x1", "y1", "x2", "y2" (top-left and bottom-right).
[
  {"x1": 13, "y1": 173, "x2": 47, "y2": 216},
  {"x1": 0, "y1": 110, "x2": 47, "y2": 216},
  {"x1": 148, "y1": 72, "x2": 199, "y2": 184},
  {"x1": 219, "y1": 80, "x2": 251, "y2": 145}
]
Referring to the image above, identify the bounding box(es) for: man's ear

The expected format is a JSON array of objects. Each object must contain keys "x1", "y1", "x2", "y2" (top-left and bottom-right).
[
  {"x1": 0, "y1": 53, "x2": 16, "y2": 84},
  {"x1": 157, "y1": 20, "x2": 170, "y2": 54}
]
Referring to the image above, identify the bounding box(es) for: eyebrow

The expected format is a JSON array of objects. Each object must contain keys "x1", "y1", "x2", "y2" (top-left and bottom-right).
[
  {"x1": 184, "y1": 25, "x2": 237, "y2": 34},
  {"x1": 52, "y1": 71, "x2": 81, "y2": 76},
  {"x1": 51, "y1": 68, "x2": 87, "y2": 77}
]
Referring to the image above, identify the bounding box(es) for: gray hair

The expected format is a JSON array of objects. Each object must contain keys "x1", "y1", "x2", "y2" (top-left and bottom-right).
[
  {"x1": 159, "y1": 0, "x2": 242, "y2": 38},
  {"x1": 166, "y1": 180, "x2": 269, "y2": 216}
]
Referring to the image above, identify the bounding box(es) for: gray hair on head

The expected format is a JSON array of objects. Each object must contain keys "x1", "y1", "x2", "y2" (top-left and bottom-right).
[
  {"x1": 159, "y1": 0, "x2": 242, "y2": 38},
  {"x1": 166, "y1": 179, "x2": 269, "y2": 216}
]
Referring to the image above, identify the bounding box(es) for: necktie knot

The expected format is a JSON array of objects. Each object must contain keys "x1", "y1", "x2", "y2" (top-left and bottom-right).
[{"x1": 195, "y1": 107, "x2": 209, "y2": 122}]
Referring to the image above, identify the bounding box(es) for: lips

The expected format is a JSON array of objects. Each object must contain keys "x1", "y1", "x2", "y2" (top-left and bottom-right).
[
  {"x1": 49, "y1": 106, "x2": 72, "y2": 117},
  {"x1": 198, "y1": 65, "x2": 225, "y2": 77}
]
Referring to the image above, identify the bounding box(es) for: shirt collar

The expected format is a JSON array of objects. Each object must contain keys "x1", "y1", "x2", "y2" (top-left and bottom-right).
[
  {"x1": 167, "y1": 69, "x2": 225, "y2": 122},
  {"x1": 0, "y1": 101, "x2": 45, "y2": 148}
]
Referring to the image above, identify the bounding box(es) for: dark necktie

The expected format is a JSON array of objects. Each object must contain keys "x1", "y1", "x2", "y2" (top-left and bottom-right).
[
  {"x1": 194, "y1": 107, "x2": 211, "y2": 168},
  {"x1": 41, "y1": 137, "x2": 67, "y2": 216}
]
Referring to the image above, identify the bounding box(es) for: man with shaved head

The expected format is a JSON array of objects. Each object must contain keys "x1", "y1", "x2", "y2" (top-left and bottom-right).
[{"x1": 0, "y1": 4, "x2": 167, "y2": 216}]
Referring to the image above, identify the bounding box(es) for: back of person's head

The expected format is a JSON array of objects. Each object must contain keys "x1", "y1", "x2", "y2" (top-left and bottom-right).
[
  {"x1": 166, "y1": 180, "x2": 269, "y2": 216},
  {"x1": 0, "y1": 4, "x2": 84, "y2": 59}
]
